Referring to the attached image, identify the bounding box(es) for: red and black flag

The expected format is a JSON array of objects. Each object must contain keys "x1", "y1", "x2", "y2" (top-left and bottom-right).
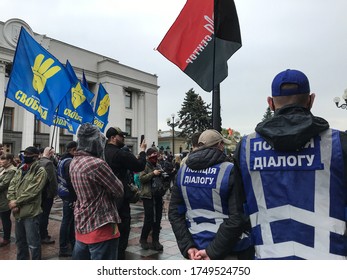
[{"x1": 157, "y1": 0, "x2": 242, "y2": 92}]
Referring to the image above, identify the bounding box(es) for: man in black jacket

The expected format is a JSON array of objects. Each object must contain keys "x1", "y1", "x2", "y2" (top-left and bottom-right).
[
  {"x1": 169, "y1": 129, "x2": 253, "y2": 260},
  {"x1": 104, "y1": 127, "x2": 147, "y2": 259}
]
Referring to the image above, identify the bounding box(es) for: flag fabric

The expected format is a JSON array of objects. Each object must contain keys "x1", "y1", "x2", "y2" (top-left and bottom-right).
[
  {"x1": 66, "y1": 61, "x2": 94, "y2": 103},
  {"x1": 93, "y1": 83, "x2": 110, "y2": 133},
  {"x1": 6, "y1": 27, "x2": 72, "y2": 125},
  {"x1": 157, "y1": 0, "x2": 242, "y2": 92},
  {"x1": 82, "y1": 70, "x2": 89, "y2": 90},
  {"x1": 82, "y1": 69, "x2": 95, "y2": 109},
  {"x1": 53, "y1": 60, "x2": 95, "y2": 134},
  {"x1": 53, "y1": 114, "x2": 80, "y2": 134}
]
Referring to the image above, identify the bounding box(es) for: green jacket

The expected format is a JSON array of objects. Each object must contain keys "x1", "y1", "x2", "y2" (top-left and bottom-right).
[
  {"x1": 0, "y1": 165, "x2": 17, "y2": 212},
  {"x1": 7, "y1": 161, "x2": 47, "y2": 219},
  {"x1": 139, "y1": 162, "x2": 157, "y2": 199}
]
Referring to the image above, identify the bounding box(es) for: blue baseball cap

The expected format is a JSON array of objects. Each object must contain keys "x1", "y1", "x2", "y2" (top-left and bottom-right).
[{"x1": 271, "y1": 69, "x2": 310, "y2": 97}]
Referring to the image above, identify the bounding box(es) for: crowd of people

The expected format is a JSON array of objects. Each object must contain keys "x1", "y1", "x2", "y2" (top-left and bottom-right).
[{"x1": 0, "y1": 69, "x2": 346, "y2": 260}]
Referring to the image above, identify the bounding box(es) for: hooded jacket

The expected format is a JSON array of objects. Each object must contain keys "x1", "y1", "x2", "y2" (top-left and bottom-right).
[
  {"x1": 255, "y1": 105, "x2": 329, "y2": 152},
  {"x1": 169, "y1": 146, "x2": 252, "y2": 259}
]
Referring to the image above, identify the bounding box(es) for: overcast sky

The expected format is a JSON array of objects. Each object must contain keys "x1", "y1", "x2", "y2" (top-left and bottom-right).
[{"x1": 1, "y1": 0, "x2": 347, "y2": 135}]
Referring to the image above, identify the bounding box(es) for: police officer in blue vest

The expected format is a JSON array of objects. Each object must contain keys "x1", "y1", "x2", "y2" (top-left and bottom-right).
[
  {"x1": 169, "y1": 129, "x2": 254, "y2": 260},
  {"x1": 233, "y1": 69, "x2": 347, "y2": 259}
]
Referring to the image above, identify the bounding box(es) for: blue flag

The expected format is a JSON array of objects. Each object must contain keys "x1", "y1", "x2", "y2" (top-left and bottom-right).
[
  {"x1": 53, "y1": 114, "x2": 80, "y2": 134},
  {"x1": 6, "y1": 27, "x2": 72, "y2": 126},
  {"x1": 93, "y1": 83, "x2": 110, "y2": 133},
  {"x1": 53, "y1": 61, "x2": 95, "y2": 134},
  {"x1": 82, "y1": 69, "x2": 95, "y2": 109},
  {"x1": 82, "y1": 70, "x2": 89, "y2": 89}
]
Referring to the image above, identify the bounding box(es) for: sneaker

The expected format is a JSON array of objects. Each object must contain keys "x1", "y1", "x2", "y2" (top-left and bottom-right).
[
  {"x1": 139, "y1": 239, "x2": 150, "y2": 250},
  {"x1": 41, "y1": 236, "x2": 55, "y2": 244},
  {"x1": 151, "y1": 241, "x2": 163, "y2": 251},
  {"x1": 0, "y1": 239, "x2": 10, "y2": 247}
]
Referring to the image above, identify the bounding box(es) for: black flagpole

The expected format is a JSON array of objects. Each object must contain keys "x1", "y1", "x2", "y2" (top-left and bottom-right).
[{"x1": 212, "y1": 0, "x2": 222, "y2": 133}]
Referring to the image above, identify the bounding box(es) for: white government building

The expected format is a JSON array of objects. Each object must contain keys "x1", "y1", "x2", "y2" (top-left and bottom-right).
[{"x1": 0, "y1": 18, "x2": 159, "y2": 155}]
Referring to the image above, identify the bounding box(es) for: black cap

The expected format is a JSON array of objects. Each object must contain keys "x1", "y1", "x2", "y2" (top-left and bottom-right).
[
  {"x1": 20, "y1": 146, "x2": 40, "y2": 155},
  {"x1": 105, "y1": 127, "x2": 128, "y2": 138}
]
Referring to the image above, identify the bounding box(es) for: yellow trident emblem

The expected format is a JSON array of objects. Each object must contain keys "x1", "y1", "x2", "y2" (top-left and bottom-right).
[
  {"x1": 32, "y1": 54, "x2": 61, "y2": 94},
  {"x1": 97, "y1": 94, "x2": 110, "y2": 116},
  {"x1": 71, "y1": 82, "x2": 86, "y2": 109}
]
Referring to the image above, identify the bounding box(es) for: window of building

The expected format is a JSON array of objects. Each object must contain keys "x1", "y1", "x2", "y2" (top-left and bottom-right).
[
  {"x1": 59, "y1": 127, "x2": 66, "y2": 135},
  {"x1": 3, "y1": 107, "x2": 14, "y2": 131},
  {"x1": 125, "y1": 91, "x2": 132, "y2": 109},
  {"x1": 125, "y1": 119, "x2": 132, "y2": 136},
  {"x1": 34, "y1": 117, "x2": 41, "y2": 133}
]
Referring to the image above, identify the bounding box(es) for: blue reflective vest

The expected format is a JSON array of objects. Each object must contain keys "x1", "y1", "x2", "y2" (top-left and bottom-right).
[
  {"x1": 239, "y1": 129, "x2": 347, "y2": 259},
  {"x1": 177, "y1": 161, "x2": 240, "y2": 250}
]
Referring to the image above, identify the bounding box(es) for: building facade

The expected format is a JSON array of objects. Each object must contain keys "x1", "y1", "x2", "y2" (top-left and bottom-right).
[{"x1": 0, "y1": 18, "x2": 159, "y2": 155}]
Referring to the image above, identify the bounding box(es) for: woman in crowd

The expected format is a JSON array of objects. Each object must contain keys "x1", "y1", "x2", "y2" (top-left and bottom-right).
[{"x1": 0, "y1": 153, "x2": 17, "y2": 247}]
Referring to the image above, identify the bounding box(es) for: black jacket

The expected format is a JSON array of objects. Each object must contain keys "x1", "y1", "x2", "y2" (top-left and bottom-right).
[
  {"x1": 104, "y1": 143, "x2": 146, "y2": 214},
  {"x1": 169, "y1": 146, "x2": 251, "y2": 259},
  {"x1": 59, "y1": 152, "x2": 77, "y2": 202}
]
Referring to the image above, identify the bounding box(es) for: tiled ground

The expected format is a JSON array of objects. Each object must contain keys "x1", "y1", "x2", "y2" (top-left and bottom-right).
[{"x1": 0, "y1": 192, "x2": 185, "y2": 260}]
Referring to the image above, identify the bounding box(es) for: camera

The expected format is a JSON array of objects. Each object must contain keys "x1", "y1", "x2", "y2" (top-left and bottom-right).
[{"x1": 161, "y1": 171, "x2": 170, "y2": 179}]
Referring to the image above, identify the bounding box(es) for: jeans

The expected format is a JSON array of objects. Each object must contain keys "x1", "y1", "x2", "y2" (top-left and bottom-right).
[
  {"x1": 140, "y1": 195, "x2": 163, "y2": 241},
  {"x1": 59, "y1": 200, "x2": 75, "y2": 252},
  {"x1": 72, "y1": 238, "x2": 119, "y2": 260},
  {"x1": 40, "y1": 197, "x2": 54, "y2": 239},
  {"x1": 15, "y1": 215, "x2": 41, "y2": 260},
  {"x1": 0, "y1": 209, "x2": 12, "y2": 240}
]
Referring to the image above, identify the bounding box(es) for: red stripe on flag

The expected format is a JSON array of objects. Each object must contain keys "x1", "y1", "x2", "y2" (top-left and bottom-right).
[{"x1": 157, "y1": 0, "x2": 214, "y2": 71}]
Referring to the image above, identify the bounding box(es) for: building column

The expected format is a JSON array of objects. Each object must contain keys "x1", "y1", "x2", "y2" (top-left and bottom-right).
[
  {"x1": 138, "y1": 92, "x2": 145, "y2": 142},
  {"x1": 21, "y1": 110, "x2": 34, "y2": 149},
  {"x1": 0, "y1": 62, "x2": 6, "y2": 144}
]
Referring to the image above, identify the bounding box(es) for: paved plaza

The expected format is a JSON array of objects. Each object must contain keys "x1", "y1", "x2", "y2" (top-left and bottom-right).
[{"x1": 0, "y1": 192, "x2": 185, "y2": 260}]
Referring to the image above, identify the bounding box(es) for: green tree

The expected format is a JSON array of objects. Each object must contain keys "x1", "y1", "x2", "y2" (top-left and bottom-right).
[
  {"x1": 262, "y1": 106, "x2": 273, "y2": 121},
  {"x1": 178, "y1": 88, "x2": 212, "y2": 140}
]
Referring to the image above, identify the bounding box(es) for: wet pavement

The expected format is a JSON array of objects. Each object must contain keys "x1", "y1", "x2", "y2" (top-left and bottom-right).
[{"x1": 0, "y1": 192, "x2": 185, "y2": 260}]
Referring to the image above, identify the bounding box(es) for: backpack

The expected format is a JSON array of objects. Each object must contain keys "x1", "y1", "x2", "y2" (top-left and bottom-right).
[{"x1": 57, "y1": 158, "x2": 72, "y2": 199}]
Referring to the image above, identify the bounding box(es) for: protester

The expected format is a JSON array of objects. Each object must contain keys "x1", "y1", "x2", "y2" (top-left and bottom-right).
[
  {"x1": 0, "y1": 154, "x2": 17, "y2": 247},
  {"x1": 70, "y1": 123, "x2": 124, "y2": 260},
  {"x1": 7, "y1": 146, "x2": 47, "y2": 259},
  {"x1": 57, "y1": 141, "x2": 77, "y2": 257},
  {"x1": 39, "y1": 147, "x2": 58, "y2": 244},
  {"x1": 139, "y1": 148, "x2": 170, "y2": 251},
  {"x1": 104, "y1": 126, "x2": 147, "y2": 259},
  {"x1": 169, "y1": 129, "x2": 253, "y2": 260},
  {"x1": 232, "y1": 69, "x2": 347, "y2": 259}
]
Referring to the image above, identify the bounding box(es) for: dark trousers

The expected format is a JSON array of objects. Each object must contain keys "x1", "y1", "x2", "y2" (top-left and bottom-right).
[
  {"x1": 117, "y1": 201, "x2": 131, "y2": 260},
  {"x1": 15, "y1": 215, "x2": 41, "y2": 260},
  {"x1": 0, "y1": 209, "x2": 12, "y2": 240},
  {"x1": 140, "y1": 195, "x2": 163, "y2": 242},
  {"x1": 59, "y1": 200, "x2": 75, "y2": 252},
  {"x1": 72, "y1": 238, "x2": 119, "y2": 260},
  {"x1": 40, "y1": 197, "x2": 54, "y2": 239}
]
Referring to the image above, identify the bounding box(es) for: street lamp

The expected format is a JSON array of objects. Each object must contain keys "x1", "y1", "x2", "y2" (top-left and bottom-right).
[
  {"x1": 333, "y1": 89, "x2": 347, "y2": 110},
  {"x1": 166, "y1": 113, "x2": 179, "y2": 155}
]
